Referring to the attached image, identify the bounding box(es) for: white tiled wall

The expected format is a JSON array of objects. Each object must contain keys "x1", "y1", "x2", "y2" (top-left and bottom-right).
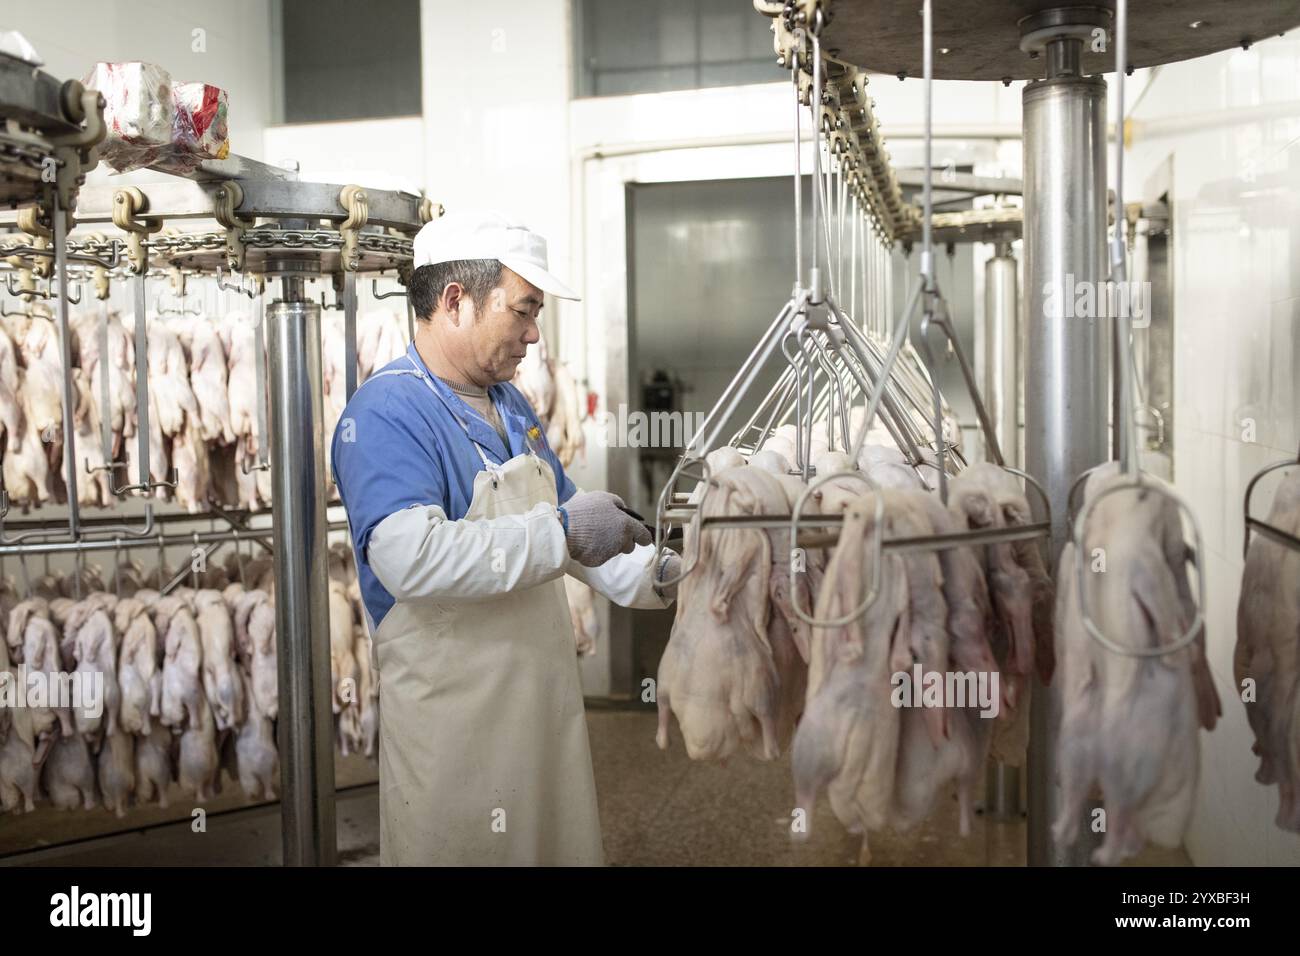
[{"x1": 1127, "y1": 35, "x2": 1300, "y2": 865}]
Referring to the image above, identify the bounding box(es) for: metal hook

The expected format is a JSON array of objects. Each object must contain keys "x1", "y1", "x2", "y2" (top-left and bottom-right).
[
  {"x1": 0, "y1": 300, "x2": 35, "y2": 319},
  {"x1": 153, "y1": 293, "x2": 201, "y2": 317},
  {"x1": 104, "y1": 460, "x2": 179, "y2": 497},
  {"x1": 216, "y1": 265, "x2": 257, "y2": 299},
  {"x1": 1242, "y1": 458, "x2": 1300, "y2": 558},
  {"x1": 1073, "y1": 477, "x2": 1206, "y2": 658},
  {"x1": 651, "y1": 458, "x2": 714, "y2": 590},
  {"x1": 372, "y1": 279, "x2": 407, "y2": 300},
  {"x1": 788, "y1": 469, "x2": 884, "y2": 628},
  {"x1": 2, "y1": 273, "x2": 40, "y2": 298},
  {"x1": 232, "y1": 526, "x2": 246, "y2": 586},
  {"x1": 240, "y1": 454, "x2": 270, "y2": 475}
]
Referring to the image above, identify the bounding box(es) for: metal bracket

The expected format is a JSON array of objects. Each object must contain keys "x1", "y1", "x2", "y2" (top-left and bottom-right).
[
  {"x1": 112, "y1": 186, "x2": 161, "y2": 274},
  {"x1": 213, "y1": 180, "x2": 255, "y2": 273},
  {"x1": 45, "y1": 83, "x2": 107, "y2": 214},
  {"x1": 338, "y1": 185, "x2": 369, "y2": 272},
  {"x1": 82, "y1": 231, "x2": 112, "y2": 300},
  {"x1": 14, "y1": 209, "x2": 53, "y2": 279}
]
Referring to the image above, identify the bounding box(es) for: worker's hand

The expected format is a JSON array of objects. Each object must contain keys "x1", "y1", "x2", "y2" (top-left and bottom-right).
[{"x1": 559, "y1": 491, "x2": 652, "y2": 567}]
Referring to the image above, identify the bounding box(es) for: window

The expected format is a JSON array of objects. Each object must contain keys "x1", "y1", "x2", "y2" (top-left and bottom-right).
[
  {"x1": 277, "y1": 0, "x2": 421, "y2": 123},
  {"x1": 574, "y1": 0, "x2": 778, "y2": 98}
]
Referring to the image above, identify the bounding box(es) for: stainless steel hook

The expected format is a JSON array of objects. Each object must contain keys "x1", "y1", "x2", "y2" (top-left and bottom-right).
[
  {"x1": 216, "y1": 265, "x2": 258, "y2": 299},
  {"x1": 1072, "y1": 476, "x2": 1206, "y2": 659}
]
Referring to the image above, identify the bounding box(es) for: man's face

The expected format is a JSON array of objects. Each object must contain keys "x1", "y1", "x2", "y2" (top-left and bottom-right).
[{"x1": 464, "y1": 267, "x2": 542, "y2": 384}]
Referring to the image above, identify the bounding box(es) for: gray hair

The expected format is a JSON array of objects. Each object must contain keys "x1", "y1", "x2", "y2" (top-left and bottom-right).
[{"x1": 408, "y1": 259, "x2": 504, "y2": 320}]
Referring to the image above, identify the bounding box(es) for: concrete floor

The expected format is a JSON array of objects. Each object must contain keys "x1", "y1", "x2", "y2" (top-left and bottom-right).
[{"x1": 0, "y1": 708, "x2": 1189, "y2": 867}]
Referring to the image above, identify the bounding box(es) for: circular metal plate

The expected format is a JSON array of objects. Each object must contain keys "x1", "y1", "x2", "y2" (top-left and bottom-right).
[{"x1": 821, "y1": 0, "x2": 1300, "y2": 81}]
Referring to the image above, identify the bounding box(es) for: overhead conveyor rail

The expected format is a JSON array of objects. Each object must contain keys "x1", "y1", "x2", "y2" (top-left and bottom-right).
[{"x1": 655, "y1": 1, "x2": 1051, "y2": 613}]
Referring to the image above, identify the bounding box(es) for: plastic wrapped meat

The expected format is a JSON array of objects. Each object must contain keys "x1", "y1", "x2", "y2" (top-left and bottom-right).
[
  {"x1": 171, "y1": 81, "x2": 229, "y2": 163},
  {"x1": 85, "y1": 62, "x2": 230, "y2": 174},
  {"x1": 85, "y1": 61, "x2": 174, "y2": 172}
]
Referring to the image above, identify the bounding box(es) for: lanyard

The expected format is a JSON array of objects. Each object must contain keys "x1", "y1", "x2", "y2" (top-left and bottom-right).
[
  {"x1": 405, "y1": 356, "x2": 502, "y2": 472},
  {"x1": 405, "y1": 355, "x2": 550, "y2": 493}
]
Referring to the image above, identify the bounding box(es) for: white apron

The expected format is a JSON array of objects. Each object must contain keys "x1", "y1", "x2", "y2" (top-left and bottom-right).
[{"x1": 371, "y1": 389, "x2": 604, "y2": 866}]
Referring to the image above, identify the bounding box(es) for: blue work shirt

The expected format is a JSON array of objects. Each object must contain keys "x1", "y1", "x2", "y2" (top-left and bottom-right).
[{"x1": 331, "y1": 343, "x2": 577, "y2": 629}]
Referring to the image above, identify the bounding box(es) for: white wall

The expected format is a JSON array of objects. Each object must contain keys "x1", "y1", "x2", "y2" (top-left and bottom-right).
[
  {"x1": 1126, "y1": 37, "x2": 1300, "y2": 866},
  {"x1": 263, "y1": 117, "x2": 425, "y2": 197},
  {"x1": 418, "y1": 0, "x2": 574, "y2": 291},
  {"x1": 13, "y1": 0, "x2": 276, "y2": 166}
]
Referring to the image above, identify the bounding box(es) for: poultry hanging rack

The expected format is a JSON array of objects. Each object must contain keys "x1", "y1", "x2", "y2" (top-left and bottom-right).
[
  {"x1": 0, "y1": 146, "x2": 437, "y2": 555},
  {"x1": 653, "y1": 4, "x2": 1052, "y2": 620},
  {"x1": 1065, "y1": 0, "x2": 1210, "y2": 660}
]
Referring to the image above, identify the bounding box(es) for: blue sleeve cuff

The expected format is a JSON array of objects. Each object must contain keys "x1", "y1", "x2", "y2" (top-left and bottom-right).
[{"x1": 558, "y1": 506, "x2": 569, "y2": 533}]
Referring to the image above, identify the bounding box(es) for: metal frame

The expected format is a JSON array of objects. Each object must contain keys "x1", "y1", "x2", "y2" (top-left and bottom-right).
[
  {"x1": 0, "y1": 133, "x2": 435, "y2": 865},
  {"x1": 652, "y1": 0, "x2": 1051, "y2": 628}
]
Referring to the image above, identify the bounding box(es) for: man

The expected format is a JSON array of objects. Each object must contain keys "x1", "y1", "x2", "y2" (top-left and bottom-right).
[{"x1": 332, "y1": 209, "x2": 678, "y2": 866}]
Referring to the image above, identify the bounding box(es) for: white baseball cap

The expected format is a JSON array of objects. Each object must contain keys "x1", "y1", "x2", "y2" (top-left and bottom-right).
[{"x1": 412, "y1": 209, "x2": 580, "y2": 301}]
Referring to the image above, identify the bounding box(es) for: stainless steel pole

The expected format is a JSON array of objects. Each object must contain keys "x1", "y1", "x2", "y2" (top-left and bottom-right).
[
  {"x1": 1023, "y1": 35, "x2": 1109, "y2": 867},
  {"x1": 266, "y1": 286, "x2": 336, "y2": 867},
  {"x1": 52, "y1": 197, "x2": 80, "y2": 537},
  {"x1": 984, "y1": 244, "x2": 1020, "y2": 468},
  {"x1": 985, "y1": 240, "x2": 1024, "y2": 819},
  {"x1": 343, "y1": 272, "x2": 358, "y2": 401}
]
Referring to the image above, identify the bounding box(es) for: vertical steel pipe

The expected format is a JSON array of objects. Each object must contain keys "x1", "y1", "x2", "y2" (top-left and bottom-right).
[
  {"x1": 343, "y1": 272, "x2": 358, "y2": 401},
  {"x1": 52, "y1": 199, "x2": 80, "y2": 537},
  {"x1": 1023, "y1": 36, "x2": 1109, "y2": 867},
  {"x1": 984, "y1": 244, "x2": 1020, "y2": 467},
  {"x1": 266, "y1": 293, "x2": 336, "y2": 866}
]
